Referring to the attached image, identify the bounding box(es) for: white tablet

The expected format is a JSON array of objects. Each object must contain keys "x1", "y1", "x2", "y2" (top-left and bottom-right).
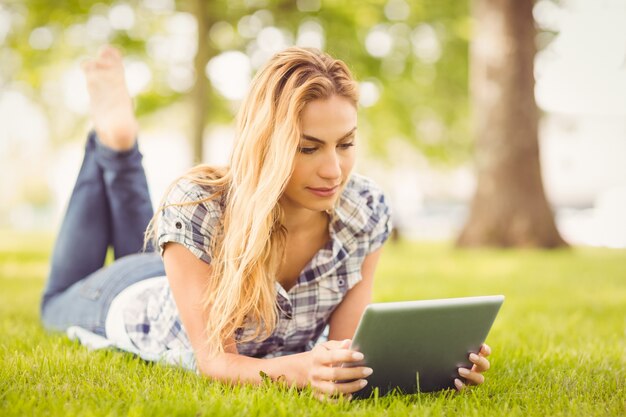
[{"x1": 347, "y1": 295, "x2": 504, "y2": 398}]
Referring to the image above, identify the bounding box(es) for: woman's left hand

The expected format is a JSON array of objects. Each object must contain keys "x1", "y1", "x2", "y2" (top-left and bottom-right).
[{"x1": 454, "y1": 343, "x2": 491, "y2": 391}]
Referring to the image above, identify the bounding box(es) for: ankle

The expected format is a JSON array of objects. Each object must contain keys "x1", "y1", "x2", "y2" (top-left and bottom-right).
[
  {"x1": 93, "y1": 129, "x2": 137, "y2": 154},
  {"x1": 95, "y1": 119, "x2": 138, "y2": 152}
]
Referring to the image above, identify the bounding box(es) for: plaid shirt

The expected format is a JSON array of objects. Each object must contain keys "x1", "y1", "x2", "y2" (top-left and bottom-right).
[{"x1": 123, "y1": 173, "x2": 392, "y2": 362}]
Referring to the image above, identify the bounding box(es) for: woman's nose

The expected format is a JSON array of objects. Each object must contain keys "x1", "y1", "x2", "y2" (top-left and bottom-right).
[{"x1": 318, "y1": 150, "x2": 342, "y2": 179}]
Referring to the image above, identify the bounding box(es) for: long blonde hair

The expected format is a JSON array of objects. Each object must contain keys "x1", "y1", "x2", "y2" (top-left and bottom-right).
[{"x1": 147, "y1": 47, "x2": 359, "y2": 358}]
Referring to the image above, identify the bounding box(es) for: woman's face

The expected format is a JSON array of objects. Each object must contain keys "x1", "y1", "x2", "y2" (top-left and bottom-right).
[{"x1": 281, "y1": 94, "x2": 357, "y2": 214}]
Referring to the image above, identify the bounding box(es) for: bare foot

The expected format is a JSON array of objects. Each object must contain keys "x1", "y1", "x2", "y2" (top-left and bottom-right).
[{"x1": 82, "y1": 46, "x2": 138, "y2": 151}]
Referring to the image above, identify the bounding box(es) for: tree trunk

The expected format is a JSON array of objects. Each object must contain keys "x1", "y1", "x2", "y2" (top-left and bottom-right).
[
  {"x1": 190, "y1": 0, "x2": 211, "y2": 164},
  {"x1": 457, "y1": 0, "x2": 567, "y2": 248}
]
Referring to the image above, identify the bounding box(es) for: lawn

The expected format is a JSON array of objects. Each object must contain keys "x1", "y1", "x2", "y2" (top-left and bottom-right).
[{"x1": 1, "y1": 231, "x2": 625, "y2": 416}]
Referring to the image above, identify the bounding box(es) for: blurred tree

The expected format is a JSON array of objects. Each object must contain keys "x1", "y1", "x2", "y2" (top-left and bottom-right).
[
  {"x1": 456, "y1": 0, "x2": 566, "y2": 248},
  {"x1": 188, "y1": 0, "x2": 212, "y2": 163},
  {"x1": 5, "y1": 0, "x2": 570, "y2": 246},
  {"x1": 2, "y1": 0, "x2": 471, "y2": 164}
]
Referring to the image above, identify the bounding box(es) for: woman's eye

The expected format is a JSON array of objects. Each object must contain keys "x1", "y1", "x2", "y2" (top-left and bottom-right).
[
  {"x1": 338, "y1": 142, "x2": 355, "y2": 150},
  {"x1": 298, "y1": 147, "x2": 317, "y2": 154}
]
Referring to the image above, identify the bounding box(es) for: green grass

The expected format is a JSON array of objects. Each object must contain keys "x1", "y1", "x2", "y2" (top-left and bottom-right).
[{"x1": 1, "y1": 231, "x2": 625, "y2": 416}]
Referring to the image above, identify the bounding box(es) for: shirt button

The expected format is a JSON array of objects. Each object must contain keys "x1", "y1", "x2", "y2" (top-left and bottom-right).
[
  {"x1": 175, "y1": 221, "x2": 182, "y2": 229},
  {"x1": 338, "y1": 278, "x2": 345, "y2": 286}
]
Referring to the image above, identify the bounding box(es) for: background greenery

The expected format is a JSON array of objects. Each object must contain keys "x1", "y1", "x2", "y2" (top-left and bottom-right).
[
  {"x1": 1, "y1": 232, "x2": 624, "y2": 416},
  {"x1": 2, "y1": 0, "x2": 470, "y2": 160}
]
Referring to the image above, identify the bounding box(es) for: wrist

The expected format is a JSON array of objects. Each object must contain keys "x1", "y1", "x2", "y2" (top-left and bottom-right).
[{"x1": 264, "y1": 351, "x2": 312, "y2": 388}]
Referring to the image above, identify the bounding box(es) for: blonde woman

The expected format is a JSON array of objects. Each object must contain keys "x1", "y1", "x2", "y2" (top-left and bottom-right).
[{"x1": 40, "y1": 46, "x2": 491, "y2": 400}]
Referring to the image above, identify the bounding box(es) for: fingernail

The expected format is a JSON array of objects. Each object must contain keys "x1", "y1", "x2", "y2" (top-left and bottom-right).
[
  {"x1": 458, "y1": 367, "x2": 470, "y2": 376},
  {"x1": 352, "y1": 352, "x2": 364, "y2": 360},
  {"x1": 362, "y1": 367, "x2": 373, "y2": 376},
  {"x1": 470, "y1": 353, "x2": 480, "y2": 362},
  {"x1": 454, "y1": 378, "x2": 464, "y2": 389},
  {"x1": 360, "y1": 379, "x2": 368, "y2": 387}
]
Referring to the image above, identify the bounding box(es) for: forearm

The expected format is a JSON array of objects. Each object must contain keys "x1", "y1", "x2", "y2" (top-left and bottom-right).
[{"x1": 197, "y1": 351, "x2": 311, "y2": 388}]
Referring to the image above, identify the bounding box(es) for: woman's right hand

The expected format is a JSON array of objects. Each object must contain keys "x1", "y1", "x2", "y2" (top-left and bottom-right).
[{"x1": 307, "y1": 339, "x2": 373, "y2": 401}]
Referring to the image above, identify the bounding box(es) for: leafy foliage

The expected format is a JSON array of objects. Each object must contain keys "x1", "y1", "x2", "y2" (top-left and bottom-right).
[{"x1": 2, "y1": 0, "x2": 470, "y2": 163}]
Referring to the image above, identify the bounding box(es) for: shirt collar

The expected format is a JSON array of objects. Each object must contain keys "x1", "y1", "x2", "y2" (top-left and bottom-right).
[
  {"x1": 290, "y1": 174, "x2": 372, "y2": 288},
  {"x1": 329, "y1": 174, "x2": 372, "y2": 236}
]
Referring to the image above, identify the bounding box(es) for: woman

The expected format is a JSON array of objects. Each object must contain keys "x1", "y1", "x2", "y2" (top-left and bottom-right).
[{"x1": 40, "y1": 46, "x2": 491, "y2": 400}]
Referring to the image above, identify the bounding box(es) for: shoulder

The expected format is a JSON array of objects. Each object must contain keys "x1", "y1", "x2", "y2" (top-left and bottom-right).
[
  {"x1": 335, "y1": 173, "x2": 391, "y2": 234},
  {"x1": 164, "y1": 177, "x2": 223, "y2": 207},
  {"x1": 156, "y1": 177, "x2": 226, "y2": 263},
  {"x1": 161, "y1": 177, "x2": 226, "y2": 219},
  {"x1": 344, "y1": 173, "x2": 387, "y2": 205},
  {"x1": 160, "y1": 176, "x2": 227, "y2": 230}
]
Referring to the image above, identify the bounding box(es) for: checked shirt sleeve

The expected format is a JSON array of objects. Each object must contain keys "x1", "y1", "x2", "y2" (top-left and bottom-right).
[{"x1": 155, "y1": 178, "x2": 223, "y2": 265}]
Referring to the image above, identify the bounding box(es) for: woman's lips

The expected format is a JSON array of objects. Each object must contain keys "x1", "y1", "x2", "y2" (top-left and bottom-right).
[{"x1": 306, "y1": 185, "x2": 340, "y2": 197}]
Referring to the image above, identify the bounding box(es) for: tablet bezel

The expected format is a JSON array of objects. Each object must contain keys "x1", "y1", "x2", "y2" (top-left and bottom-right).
[{"x1": 347, "y1": 295, "x2": 504, "y2": 398}]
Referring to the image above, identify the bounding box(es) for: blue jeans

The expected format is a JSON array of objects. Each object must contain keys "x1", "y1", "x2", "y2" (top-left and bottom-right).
[{"x1": 40, "y1": 131, "x2": 165, "y2": 337}]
